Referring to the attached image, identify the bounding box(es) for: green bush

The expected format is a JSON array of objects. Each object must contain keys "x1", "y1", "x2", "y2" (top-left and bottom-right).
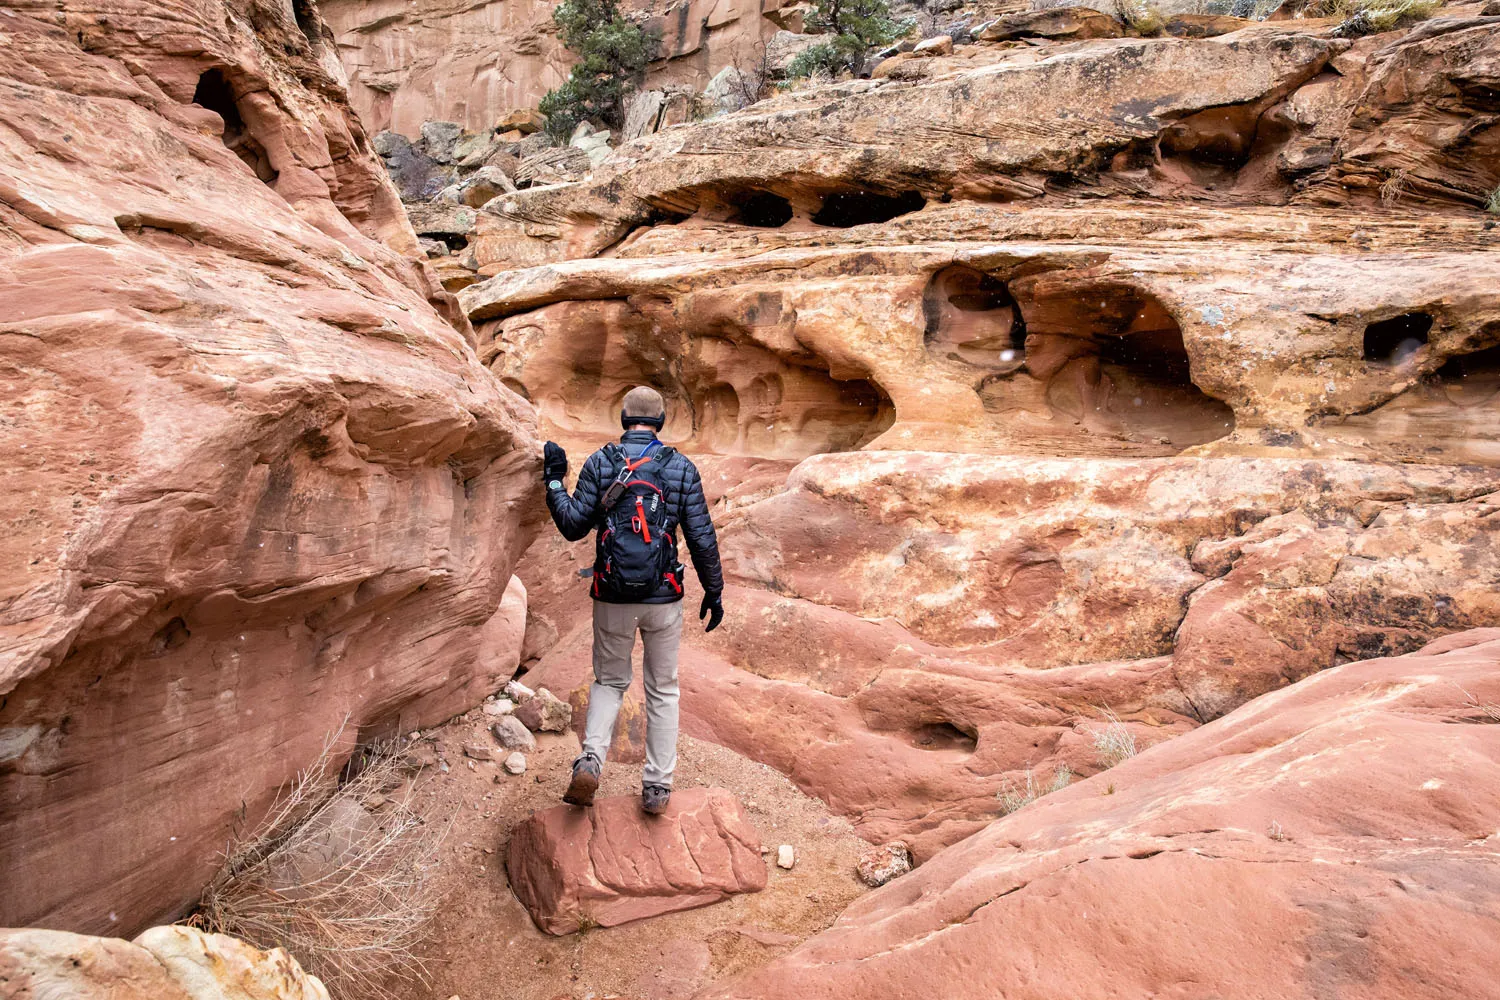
[
  {"x1": 539, "y1": 0, "x2": 657, "y2": 139},
  {"x1": 786, "y1": 0, "x2": 911, "y2": 79}
]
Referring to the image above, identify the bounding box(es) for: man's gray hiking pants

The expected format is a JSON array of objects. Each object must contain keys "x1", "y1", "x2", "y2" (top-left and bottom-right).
[{"x1": 583, "y1": 601, "x2": 683, "y2": 787}]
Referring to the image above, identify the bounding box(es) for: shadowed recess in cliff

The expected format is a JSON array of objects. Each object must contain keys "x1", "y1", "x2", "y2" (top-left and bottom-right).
[
  {"x1": 192, "y1": 69, "x2": 278, "y2": 183},
  {"x1": 1000, "y1": 276, "x2": 1235, "y2": 454},
  {"x1": 924, "y1": 265, "x2": 1028, "y2": 368},
  {"x1": 1329, "y1": 338, "x2": 1500, "y2": 464},
  {"x1": 732, "y1": 191, "x2": 795, "y2": 228},
  {"x1": 812, "y1": 189, "x2": 926, "y2": 228},
  {"x1": 1364, "y1": 311, "x2": 1434, "y2": 365},
  {"x1": 484, "y1": 297, "x2": 895, "y2": 459}
]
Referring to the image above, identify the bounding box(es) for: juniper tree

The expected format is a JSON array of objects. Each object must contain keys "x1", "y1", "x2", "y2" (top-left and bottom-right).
[
  {"x1": 539, "y1": 0, "x2": 657, "y2": 139},
  {"x1": 786, "y1": 0, "x2": 911, "y2": 79}
]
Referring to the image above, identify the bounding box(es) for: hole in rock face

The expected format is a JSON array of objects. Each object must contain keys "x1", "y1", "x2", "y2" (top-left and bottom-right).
[
  {"x1": 910, "y1": 721, "x2": 978, "y2": 753},
  {"x1": 192, "y1": 69, "x2": 278, "y2": 183},
  {"x1": 1436, "y1": 344, "x2": 1500, "y2": 407},
  {"x1": 924, "y1": 265, "x2": 1027, "y2": 366},
  {"x1": 684, "y1": 354, "x2": 895, "y2": 457},
  {"x1": 811, "y1": 189, "x2": 925, "y2": 228},
  {"x1": 149, "y1": 617, "x2": 191, "y2": 654},
  {"x1": 1008, "y1": 280, "x2": 1235, "y2": 453},
  {"x1": 1160, "y1": 104, "x2": 1262, "y2": 168},
  {"x1": 1364, "y1": 312, "x2": 1434, "y2": 365},
  {"x1": 510, "y1": 298, "x2": 896, "y2": 459},
  {"x1": 733, "y1": 191, "x2": 794, "y2": 228}
]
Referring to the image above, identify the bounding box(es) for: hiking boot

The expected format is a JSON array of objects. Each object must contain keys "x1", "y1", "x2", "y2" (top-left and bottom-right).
[
  {"x1": 563, "y1": 753, "x2": 601, "y2": 807},
  {"x1": 642, "y1": 784, "x2": 671, "y2": 816}
]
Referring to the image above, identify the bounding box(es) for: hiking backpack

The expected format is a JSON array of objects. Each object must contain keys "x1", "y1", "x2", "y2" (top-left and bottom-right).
[{"x1": 593, "y1": 443, "x2": 683, "y2": 600}]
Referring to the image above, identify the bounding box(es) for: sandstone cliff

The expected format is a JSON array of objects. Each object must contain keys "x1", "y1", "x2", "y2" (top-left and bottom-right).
[
  {"x1": 323, "y1": 0, "x2": 794, "y2": 134},
  {"x1": 0, "y1": 0, "x2": 537, "y2": 935}
]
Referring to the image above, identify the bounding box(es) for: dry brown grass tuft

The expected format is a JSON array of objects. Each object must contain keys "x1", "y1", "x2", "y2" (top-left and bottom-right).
[
  {"x1": 1091, "y1": 708, "x2": 1139, "y2": 769},
  {"x1": 997, "y1": 764, "x2": 1073, "y2": 815},
  {"x1": 195, "y1": 722, "x2": 452, "y2": 1000},
  {"x1": 1308, "y1": 0, "x2": 1442, "y2": 34}
]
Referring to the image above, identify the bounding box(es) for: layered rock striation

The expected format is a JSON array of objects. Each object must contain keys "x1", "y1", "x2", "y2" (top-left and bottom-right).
[
  {"x1": 707, "y1": 629, "x2": 1500, "y2": 1000},
  {"x1": 0, "y1": 0, "x2": 537, "y2": 934}
]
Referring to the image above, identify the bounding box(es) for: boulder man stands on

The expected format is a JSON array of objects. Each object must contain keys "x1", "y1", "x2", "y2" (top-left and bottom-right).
[{"x1": 541, "y1": 386, "x2": 725, "y2": 815}]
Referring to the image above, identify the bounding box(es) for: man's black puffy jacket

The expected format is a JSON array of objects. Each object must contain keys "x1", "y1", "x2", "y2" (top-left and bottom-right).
[{"x1": 545, "y1": 430, "x2": 724, "y2": 604}]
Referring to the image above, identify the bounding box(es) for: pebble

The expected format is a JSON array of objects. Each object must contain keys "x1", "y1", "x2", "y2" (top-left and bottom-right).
[
  {"x1": 492, "y1": 715, "x2": 537, "y2": 752},
  {"x1": 776, "y1": 844, "x2": 796, "y2": 869},
  {"x1": 504, "y1": 751, "x2": 527, "y2": 775}
]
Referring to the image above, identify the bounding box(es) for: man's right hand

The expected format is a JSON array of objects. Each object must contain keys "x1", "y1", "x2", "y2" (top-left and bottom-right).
[{"x1": 543, "y1": 441, "x2": 568, "y2": 486}]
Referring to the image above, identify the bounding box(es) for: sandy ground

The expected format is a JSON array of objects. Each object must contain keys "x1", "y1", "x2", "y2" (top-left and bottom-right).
[{"x1": 396, "y1": 709, "x2": 872, "y2": 1000}]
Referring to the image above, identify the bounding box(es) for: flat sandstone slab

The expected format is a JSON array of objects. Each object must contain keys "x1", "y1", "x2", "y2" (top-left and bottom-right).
[{"x1": 507, "y1": 787, "x2": 766, "y2": 934}]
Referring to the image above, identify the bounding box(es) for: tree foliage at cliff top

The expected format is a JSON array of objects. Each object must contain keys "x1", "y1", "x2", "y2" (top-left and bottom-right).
[
  {"x1": 540, "y1": 0, "x2": 656, "y2": 138},
  {"x1": 787, "y1": 0, "x2": 911, "y2": 79}
]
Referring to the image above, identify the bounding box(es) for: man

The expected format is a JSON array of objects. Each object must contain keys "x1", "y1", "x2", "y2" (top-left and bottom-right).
[{"x1": 541, "y1": 385, "x2": 725, "y2": 815}]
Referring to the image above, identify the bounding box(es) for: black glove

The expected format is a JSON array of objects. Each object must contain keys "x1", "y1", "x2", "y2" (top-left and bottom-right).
[
  {"x1": 542, "y1": 441, "x2": 567, "y2": 486},
  {"x1": 700, "y1": 591, "x2": 724, "y2": 633}
]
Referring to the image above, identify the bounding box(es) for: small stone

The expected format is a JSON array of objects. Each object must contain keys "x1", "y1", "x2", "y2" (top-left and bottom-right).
[
  {"x1": 516, "y1": 687, "x2": 571, "y2": 733},
  {"x1": 482, "y1": 698, "x2": 515, "y2": 718},
  {"x1": 856, "y1": 840, "x2": 914, "y2": 887},
  {"x1": 505, "y1": 679, "x2": 535, "y2": 703},
  {"x1": 504, "y1": 752, "x2": 527, "y2": 775},
  {"x1": 496, "y1": 108, "x2": 545, "y2": 134},
  {"x1": 492, "y1": 715, "x2": 537, "y2": 752},
  {"x1": 776, "y1": 844, "x2": 796, "y2": 870},
  {"x1": 463, "y1": 743, "x2": 495, "y2": 761},
  {"x1": 913, "y1": 34, "x2": 953, "y2": 56}
]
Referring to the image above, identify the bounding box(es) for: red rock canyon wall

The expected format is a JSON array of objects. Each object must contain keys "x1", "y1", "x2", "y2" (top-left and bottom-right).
[{"x1": 0, "y1": 0, "x2": 538, "y2": 934}]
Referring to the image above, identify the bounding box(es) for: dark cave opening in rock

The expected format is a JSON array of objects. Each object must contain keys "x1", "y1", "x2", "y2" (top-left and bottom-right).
[
  {"x1": 733, "y1": 190, "x2": 795, "y2": 228},
  {"x1": 924, "y1": 265, "x2": 1027, "y2": 366},
  {"x1": 1364, "y1": 312, "x2": 1434, "y2": 365},
  {"x1": 910, "y1": 721, "x2": 978, "y2": 753},
  {"x1": 192, "y1": 69, "x2": 278, "y2": 183},
  {"x1": 1436, "y1": 343, "x2": 1500, "y2": 406},
  {"x1": 811, "y1": 189, "x2": 925, "y2": 228},
  {"x1": 1007, "y1": 280, "x2": 1235, "y2": 452}
]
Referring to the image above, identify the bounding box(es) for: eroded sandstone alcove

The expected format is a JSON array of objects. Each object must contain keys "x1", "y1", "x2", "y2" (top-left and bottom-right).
[
  {"x1": 482, "y1": 296, "x2": 894, "y2": 459},
  {"x1": 918, "y1": 264, "x2": 1236, "y2": 456}
]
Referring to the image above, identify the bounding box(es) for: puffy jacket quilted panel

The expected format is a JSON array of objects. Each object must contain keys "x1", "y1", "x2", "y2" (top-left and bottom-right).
[{"x1": 545, "y1": 431, "x2": 724, "y2": 604}]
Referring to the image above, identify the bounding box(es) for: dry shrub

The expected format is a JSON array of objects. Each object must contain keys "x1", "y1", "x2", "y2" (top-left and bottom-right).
[
  {"x1": 1487, "y1": 186, "x2": 1500, "y2": 215},
  {"x1": 195, "y1": 723, "x2": 451, "y2": 1000},
  {"x1": 1307, "y1": 0, "x2": 1442, "y2": 34},
  {"x1": 997, "y1": 764, "x2": 1073, "y2": 815},
  {"x1": 1379, "y1": 168, "x2": 1409, "y2": 205},
  {"x1": 1091, "y1": 708, "x2": 1139, "y2": 769}
]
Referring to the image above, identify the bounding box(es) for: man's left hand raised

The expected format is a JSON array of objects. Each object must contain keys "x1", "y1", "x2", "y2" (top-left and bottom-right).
[{"x1": 543, "y1": 441, "x2": 568, "y2": 487}]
